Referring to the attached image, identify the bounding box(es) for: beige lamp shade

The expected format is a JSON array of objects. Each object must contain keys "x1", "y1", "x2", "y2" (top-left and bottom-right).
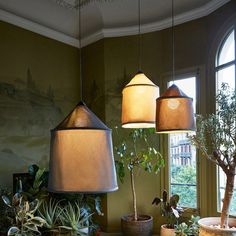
[
  {"x1": 122, "y1": 71, "x2": 160, "y2": 128},
  {"x1": 48, "y1": 101, "x2": 118, "y2": 193},
  {"x1": 156, "y1": 84, "x2": 195, "y2": 133}
]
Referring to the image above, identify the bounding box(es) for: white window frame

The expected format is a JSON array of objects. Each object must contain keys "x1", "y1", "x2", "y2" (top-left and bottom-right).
[{"x1": 160, "y1": 67, "x2": 201, "y2": 216}]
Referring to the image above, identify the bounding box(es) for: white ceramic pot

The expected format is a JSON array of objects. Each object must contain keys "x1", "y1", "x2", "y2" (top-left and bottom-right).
[
  {"x1": 160, "y1": 224, "x2": 175, "y2": 236},
  {"x1": 198, "y1": 217, "x2": 236, "y2": 236}
]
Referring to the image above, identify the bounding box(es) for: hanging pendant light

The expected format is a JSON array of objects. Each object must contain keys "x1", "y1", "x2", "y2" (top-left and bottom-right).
[
  {"x1": 48, "y1": 0, "x2": 118, "y2": 193},
  {"x1": 122, "y1": 71, "x2": 159, "y2": 128},
  {"x1": 155, "y1": 0, "x2": 195, "y2": 133},
  {"x1": 156, "y1": 84, "x2": 195, "y2": 133},
  {"x1": 121, "y1": 0, "x2": 159, "y2": 128}
]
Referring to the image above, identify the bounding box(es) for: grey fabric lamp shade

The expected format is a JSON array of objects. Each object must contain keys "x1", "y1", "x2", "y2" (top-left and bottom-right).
[
  {"x1": 156, "y1": 84, "x2": 195, "y2": 133},
  {"x1": 121, "y1": 71, "x2": 160, "y2": 128},
  {"x1": 48, "y1": 101, "x2": 118, "y2": 193}
]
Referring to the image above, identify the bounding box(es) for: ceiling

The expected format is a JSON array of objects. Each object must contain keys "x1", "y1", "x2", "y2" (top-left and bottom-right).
[{"x1": 0, "y1": 0, "x2": 231, "y2": 47}]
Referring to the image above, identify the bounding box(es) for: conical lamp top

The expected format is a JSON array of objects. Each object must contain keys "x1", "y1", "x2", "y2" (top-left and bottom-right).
[
  {"x1": 48, "y1": 101, "x2": 118, "y2": 193},
  {"x1": 56, "y1": 101, "x2": 109, "y2": 130},
  {"x1": 125, "y1": 71, "x2": 157, "y2": 87},
  {"x1": 160, "y1": 84, "x2": 190, "y2": 98},
  {"x1": 122, "y1": 72, "x2": 159, "y2": 128}
]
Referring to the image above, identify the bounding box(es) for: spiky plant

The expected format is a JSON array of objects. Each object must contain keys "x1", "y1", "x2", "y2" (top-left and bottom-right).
[
  {"x1": 189, "y1": 83, "x2": 236, "y2": 228},
  {"x1": 59, "y1": 201, "x2": 93, "y2": 236}
]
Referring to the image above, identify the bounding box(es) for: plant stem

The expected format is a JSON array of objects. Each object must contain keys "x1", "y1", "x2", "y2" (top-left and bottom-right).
[
  {"x1": 220, "y1": 174, "x2": 235, "y2": 228},
  {"x1": 130, "y1": 169, "x2": 137, "y2": 221}
]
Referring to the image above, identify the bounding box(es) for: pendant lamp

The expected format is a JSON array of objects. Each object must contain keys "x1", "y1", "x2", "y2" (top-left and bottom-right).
[
  {"x1": 155, "y1": 0, "x2": 195, "y2": 133},
  {"x1": 121, "y1": 0, "x2": 159, "y2": 128},
  {"x1": 48, "y1": 0, "x2": 118, "y2": 193},
  {"x1": 156, "y1": 84, "x2": 195, "y2": 133}
]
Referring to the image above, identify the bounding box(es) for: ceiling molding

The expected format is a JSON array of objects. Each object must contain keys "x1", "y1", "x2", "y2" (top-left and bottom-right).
[
  {"x1": 0, "y1": 0, "x2": 231, "y2": 48},
  {"x1": 0, "y1": 8, "x2": 80, "y2": 47}
]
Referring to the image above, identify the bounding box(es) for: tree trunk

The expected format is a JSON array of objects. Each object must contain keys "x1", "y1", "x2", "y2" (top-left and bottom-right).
[
  {"x1": 130, "y1": 169, "x2": 137, "y2": 221},
  {"x1": 220, "y1": 174, "x2": 235, "y2": 228}
]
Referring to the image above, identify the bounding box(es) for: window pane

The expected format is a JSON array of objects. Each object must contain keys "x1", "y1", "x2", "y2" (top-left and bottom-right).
[
  {"x1": 218, "y1": 30, "x2": 235, "y2": 66},
  {"x1": 218, "y1": 168, "x2": 236, "y2": 215},
  {"x1": 217, "y1": 65, "x2": 235, "y2": 90},
  {"x1": 169, "y1": 77, "x2": 197, "y2": 208}
]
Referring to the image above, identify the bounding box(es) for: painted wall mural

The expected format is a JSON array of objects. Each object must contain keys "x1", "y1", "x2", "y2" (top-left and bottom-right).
[
  {"x1": 0, "y1": 21, "x2": 80, "y2": 188},
  {"x1": 0, "y1": 68, "x2": 69, "y2": 187}
]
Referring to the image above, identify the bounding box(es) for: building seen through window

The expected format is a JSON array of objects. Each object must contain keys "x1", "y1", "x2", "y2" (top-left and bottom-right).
[{"x1": 168, "y1": 77, "x2": 197, "y2": 208}]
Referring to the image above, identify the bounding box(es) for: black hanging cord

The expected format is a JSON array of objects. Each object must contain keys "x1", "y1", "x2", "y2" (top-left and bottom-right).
[
  {"x1": 172, "y1": 0, "x2": 175, "y2": 81},
  {"x1": 78, "y1": 0, "x2": 83, "y2": 101},
  {"x1": 138, "y1": 0, "x2": 142, "y2": 72}
]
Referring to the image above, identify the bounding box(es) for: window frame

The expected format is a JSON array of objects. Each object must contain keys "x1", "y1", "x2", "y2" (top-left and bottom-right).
[
  {"x1": 215, "y1": 27, "x2": 236, "y2": 216},
  {"x1": 160, "y1": 67, "x2": 201, "y2": 216}
]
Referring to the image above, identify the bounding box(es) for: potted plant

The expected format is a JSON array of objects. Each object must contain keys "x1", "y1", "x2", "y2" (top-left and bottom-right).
[
  {"x1": 115, "y1": 128, "x2": 165, "y2": 236},
  {"x1": 2, "y1": 194, "x2": 45, "y2": 236},
  {"x1": 189, "y1": 83, "x2": 236, "y2": 235},
  {"x1": 152, "y1": 190, "x2": 183, "y2": 236},
  {"x1": 0, "y1": 187, "x2": 13, "y2": 235},
  {"x1": 0, "y1": 165, "x2": 103, "y2": 236},
  {"x1": 175, "y1": 215, "x2": 200, "y2": 236}
]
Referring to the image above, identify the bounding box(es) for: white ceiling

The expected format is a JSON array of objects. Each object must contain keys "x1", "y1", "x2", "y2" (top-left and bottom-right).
[{"x1": 0, "y1": 0, "x2": 231, "y2": 47}]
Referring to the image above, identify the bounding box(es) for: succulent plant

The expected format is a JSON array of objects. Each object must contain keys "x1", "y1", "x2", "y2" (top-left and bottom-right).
[
  {"x1": 2, "y1": 194, "x2": 45, "y2": 236},
  {"x1": 59, "y1": 201, "x2": 93, "y2": 236},
  {"x1": 175, "y1": 215, "x2": 200, "y2": 236}
]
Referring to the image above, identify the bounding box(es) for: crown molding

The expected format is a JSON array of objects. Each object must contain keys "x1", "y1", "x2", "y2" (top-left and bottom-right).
[
  {"x1": 81, "y1": 0, "x2": 231, "y2": 47},
  {"x1": 0, "y1": 9, "x2": 80, "y2": 47},
  {"x1": 0, "y1": 0, "x2": 231, "y2": 48}
]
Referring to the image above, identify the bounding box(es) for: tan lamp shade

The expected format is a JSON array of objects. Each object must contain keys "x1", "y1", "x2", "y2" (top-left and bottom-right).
[
  {"x1": 48, "y1": 101, "x2": 118, "y2": 193},
  {"x1": 156, "y1": 84, "x2": 195, "y2": 133},
  {"x1": 122, "y1": 71, "x2": 159, "y2": 128}
]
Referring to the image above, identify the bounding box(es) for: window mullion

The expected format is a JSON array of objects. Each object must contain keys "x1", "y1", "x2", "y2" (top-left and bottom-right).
[{"x1": 215, "y1": 60, "x2": 235, "y2": 71}]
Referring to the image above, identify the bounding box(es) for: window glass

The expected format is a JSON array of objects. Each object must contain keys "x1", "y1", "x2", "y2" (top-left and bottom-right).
[
  {"x1": 217, "y1": 65, "x2": 235, "y2": 90},
  {"x1": 216, "y1": 28, "x2": 235, "y2": 215},
  {"x1": 169, "y1": 77, "x2": 197, "y2": 208},
  {"x1": 218, "y1": 169, "x2": 236, "y2": 215},
  {"x1": 218, "y1": 30, "x2": 235, "y2": 66}
]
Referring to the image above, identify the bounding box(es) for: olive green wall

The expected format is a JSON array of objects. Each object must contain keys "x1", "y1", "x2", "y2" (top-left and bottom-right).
[
  {"x1": 0, "y1": 0, "x2": 236, "y2": 234},
  {"x1": 82, "y1": 0, "x2": 236, "y2": 233},
  {"x1": 100, "y1": 15, "x2": 209, "y2": 235},
  {"x1": 0, "y1": 20, "x2": 80, "y2": 187}
]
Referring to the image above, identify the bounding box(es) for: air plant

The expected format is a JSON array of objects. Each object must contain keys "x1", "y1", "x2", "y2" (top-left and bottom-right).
[{"x1": 59, "y1": 201, "x2": 93, "y2": 236}]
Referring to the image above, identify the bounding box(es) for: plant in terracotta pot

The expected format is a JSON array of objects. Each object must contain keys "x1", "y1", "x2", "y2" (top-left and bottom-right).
[
  {"x1": 115, "y1": 128, "x2": 165, "y2": 236},
  {"x1": 152, "y1": 190, "x2": 183, "y2": 236},
  {"x1": 189, "y1": 83, "x2": 236, "y2": 235}
]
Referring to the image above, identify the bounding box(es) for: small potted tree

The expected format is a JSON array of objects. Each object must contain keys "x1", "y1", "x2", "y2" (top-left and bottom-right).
[
  {"x1": 152, "y1": 190, "x2": 183, "y2": 236},
  {"x1": 189, "y1": 83, "x2": 236, "y2": 235},
  {"x1": 115, "y1": 128, "x2": 165, "y2": 236}
]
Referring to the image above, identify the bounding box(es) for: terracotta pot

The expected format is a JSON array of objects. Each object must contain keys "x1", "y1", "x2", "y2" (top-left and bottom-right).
[
  {"x1": 160, "y1": 224, "x2": 175, "y2": 236},
  {"x1": 198, "y1": 217, "x2": 236, "y2": 236},
  {"x1": 121, "y1": 214, "x2": 153, "y2": 236}
]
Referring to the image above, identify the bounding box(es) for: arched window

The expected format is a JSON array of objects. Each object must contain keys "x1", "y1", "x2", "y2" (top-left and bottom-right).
[
  {"x1": 216, "y1": 29, "x2": 235, "y2": 90},
  {"x1": 215, "y1": 29, "x2": 236, "y2": 215}
]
